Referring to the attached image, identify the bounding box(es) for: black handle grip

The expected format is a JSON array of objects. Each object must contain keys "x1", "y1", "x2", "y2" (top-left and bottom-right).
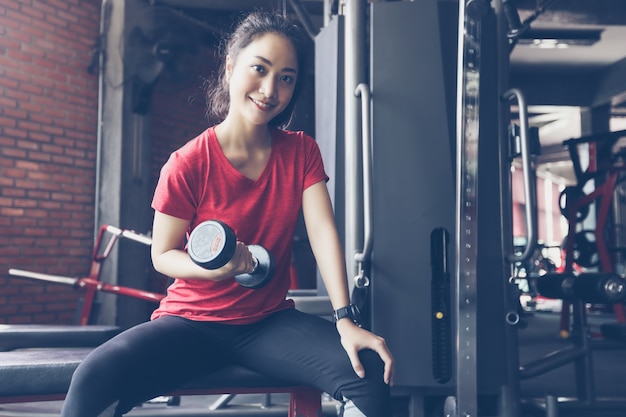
[{"x1": 431, "y1": 227, "x2": 452, "y2": 384}]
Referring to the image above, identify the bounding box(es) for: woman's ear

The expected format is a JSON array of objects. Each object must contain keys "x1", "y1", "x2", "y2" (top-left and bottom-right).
[{"x1": 225, "y1": 55, "x2": 233, "y2": 83}]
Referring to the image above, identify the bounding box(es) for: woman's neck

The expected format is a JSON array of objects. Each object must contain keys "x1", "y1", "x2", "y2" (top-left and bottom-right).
[
  {"x1": 215, "y1": 118, "x2": 272, "y2": 150},
  {"x1": 214, "y1": 119, "x2": 273, "y2": 181}
]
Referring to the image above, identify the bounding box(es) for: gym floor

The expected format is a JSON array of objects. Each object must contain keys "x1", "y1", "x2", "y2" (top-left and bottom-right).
[
  {"x1": 0, "y1": 311, "x2": 624, "y2": 417},
  {"x1": 517, "y1": 309, "x2": 626, "y2": 417}
]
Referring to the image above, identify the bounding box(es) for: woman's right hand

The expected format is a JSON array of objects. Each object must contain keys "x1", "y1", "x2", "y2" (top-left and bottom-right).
[{"x1": 223, "y1": 241, "x2": 256, "y2": 277}]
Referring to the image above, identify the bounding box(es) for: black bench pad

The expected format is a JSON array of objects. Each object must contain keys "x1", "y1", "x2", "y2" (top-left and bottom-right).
[
  {"x1": 0, "y1": 348, "x2": 302, "y2": 399},
  {"x1": 0, "y1": 348, "x2": 89, "y2": 397},
  {"x1": 0, "y1": 325, "x2": 121, "y2": 351}
]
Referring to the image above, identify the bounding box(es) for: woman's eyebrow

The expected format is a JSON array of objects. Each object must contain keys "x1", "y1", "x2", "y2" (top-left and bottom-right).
[{"x1": 254, "y1": 56, "x2": 297, "y2": 74}]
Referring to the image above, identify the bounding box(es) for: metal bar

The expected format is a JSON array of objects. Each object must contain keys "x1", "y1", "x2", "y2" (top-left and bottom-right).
[
  {"x1": 8, "y1": 269, "x2": 78, "y2": 287},
  {"x1": 93, "y1": 0, "x2": 111, "y2": 237},
  {"x1": 287, "y1": 0, "x2": 318, "y2": 40},
  {"x1": 518, "y1": 344, "x2": 587, "y2": 379},
  {"x1": 343, "y1": 0, "x2": 367, "y2": 284},
  {"x1": 97, "y1": 281, "x2": 163, "y2": 303},
  {"x1": 106, "y1": 225, "x2": 152, "y2": 246},
  {"x1": 562, "y1": 129, "x2": 626, "y2": 147},
  {"x1": 503, "y1": 88, "x2": 538, "y2": 263},
  {"x1": 453, "y1": 1, "x2": 488, "y2": 415},
  {"x1": 572, "y1": 300, "x2": 595, "y2": 402},
  {"x1": 354, "y1": 83, "x2": 373, "y2": 264}
]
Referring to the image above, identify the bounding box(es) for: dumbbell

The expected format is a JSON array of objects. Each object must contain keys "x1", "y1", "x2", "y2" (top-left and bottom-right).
[{"x1": 187, "y1": 220, "x2": 274, "y2": 289}]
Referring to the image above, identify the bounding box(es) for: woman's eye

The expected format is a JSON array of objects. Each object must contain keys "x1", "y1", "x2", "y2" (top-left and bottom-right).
[
  {"x1": 280, "y1": 75, "x2": 294, "y2": 84},
  {"x1": 252, "y1": 64, "x2": 265, "y2": 73}
]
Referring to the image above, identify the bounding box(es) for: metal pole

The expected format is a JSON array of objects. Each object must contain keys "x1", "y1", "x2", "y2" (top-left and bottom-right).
[
  {"x1": 94, "y1": 0, "x2": 112, "y2": 238},
  {"x1": 343, "y1": 0, "x2": 366, "y2": 289},
  {"x1": 452, "y1": 1, "x2": 490, "y2": 415}
]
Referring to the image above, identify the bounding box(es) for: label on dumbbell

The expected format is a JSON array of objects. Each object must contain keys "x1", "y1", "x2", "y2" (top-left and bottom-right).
[
  {"x1": 189, "y1": 222, "x2": 226, "y2": 264},
  {"x1": 188, "y1": 220, "x2": 237, "y2": 270}
]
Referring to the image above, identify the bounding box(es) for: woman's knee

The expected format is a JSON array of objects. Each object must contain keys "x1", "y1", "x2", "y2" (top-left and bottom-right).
[{"x1": 338, "y1": 349, "x2": 391, "y2": 417}]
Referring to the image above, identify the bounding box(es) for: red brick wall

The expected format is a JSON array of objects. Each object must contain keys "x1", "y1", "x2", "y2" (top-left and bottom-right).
[
  {"x1": 0, "y1": 0, "x2": 101, "y2": 324},
  {"x1": 0, "y1": 1, "x2": 215, "y2": 324}
]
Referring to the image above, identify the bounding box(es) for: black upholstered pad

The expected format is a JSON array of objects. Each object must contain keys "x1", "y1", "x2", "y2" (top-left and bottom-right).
[
  {"x1": 0, "y1": 348, "x2": 91, "y2": 397},
  {"x1": 0, "y1": 348, "x2": 296, "y2": 399},
  {"x1": 0, "y1": 325, "x2": 122, "y2": 351}
]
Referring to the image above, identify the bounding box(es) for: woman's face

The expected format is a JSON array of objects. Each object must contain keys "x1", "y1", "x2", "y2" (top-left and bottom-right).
[{"x1": 226, "y1": 33, "x2": 298, "y2": 127}]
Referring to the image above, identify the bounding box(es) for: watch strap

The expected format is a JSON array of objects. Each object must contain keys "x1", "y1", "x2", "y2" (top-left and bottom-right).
[{"x1": 333, "y1": 304, "x2": 361, "y2": 326}]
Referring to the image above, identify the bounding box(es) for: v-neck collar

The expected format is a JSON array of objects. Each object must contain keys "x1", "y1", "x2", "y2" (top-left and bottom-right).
[{"x1": 209, "y1": 127, "x2": 275, "y2": 185}]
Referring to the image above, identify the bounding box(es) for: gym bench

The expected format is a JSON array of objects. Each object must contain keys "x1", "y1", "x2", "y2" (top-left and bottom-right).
[
  {"x1": 0, "y1": 347, "x2": 323, "y2": 416},
  {"x1": 0, "y1": 298, "x2": 331, "y2": 417}
]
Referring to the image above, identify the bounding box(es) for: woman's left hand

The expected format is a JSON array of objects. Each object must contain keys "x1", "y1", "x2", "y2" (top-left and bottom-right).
[{"x1": 336, "y1": 319, "x2": 395, "y2": 386}]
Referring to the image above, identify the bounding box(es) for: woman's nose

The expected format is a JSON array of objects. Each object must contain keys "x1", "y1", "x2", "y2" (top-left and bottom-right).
[{"x1": 259, "y1": 77, "x2": 277, "y2": 98}]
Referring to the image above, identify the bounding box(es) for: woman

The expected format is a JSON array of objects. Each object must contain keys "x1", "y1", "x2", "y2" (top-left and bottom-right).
[{"x1": 61, "y1": 11, "x2": 394, "y2": 417}]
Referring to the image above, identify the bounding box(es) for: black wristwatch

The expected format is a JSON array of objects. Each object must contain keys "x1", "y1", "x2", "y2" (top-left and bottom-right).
[{"x1": 333, "y1": 304, "x2": 362, "y2": 327}]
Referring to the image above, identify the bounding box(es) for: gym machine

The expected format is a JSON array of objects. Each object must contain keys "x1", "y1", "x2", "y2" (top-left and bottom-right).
[
  {"x1": 520, "y1": 129, "x2": 626, "y2": 416},
  {"x1": 316, "y1": 1, "x2": 626, "y2": 416},
  {"x1": 315, "y1": 1, "x2": 518, "y2": 415}
]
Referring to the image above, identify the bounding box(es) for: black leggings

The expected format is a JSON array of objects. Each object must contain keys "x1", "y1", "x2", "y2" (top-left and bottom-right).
[{"x1": 60, "y1": 309, "x2": 391, "y2": 417}]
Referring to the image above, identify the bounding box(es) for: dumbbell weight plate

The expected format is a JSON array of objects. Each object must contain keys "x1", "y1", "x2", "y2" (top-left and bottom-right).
[
  {"x1": 235, "y1": 244, "x2": 275, "y2": 289},
  {"x1": 188, "y1": 220, "x2": 237, "y2": 270},
  {"x1": 559, "y1": 186, "x2": 589, "y2": 222},
  {"x1": 572, "y1": 229, "x2": 599, "y2": 268}
]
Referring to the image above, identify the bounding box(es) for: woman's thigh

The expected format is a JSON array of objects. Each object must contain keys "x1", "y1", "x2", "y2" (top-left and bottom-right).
[
  {"x1": 62, "y1": 315, "x2": 229, "y2": 416},
  {"x1": 232, "y1": 309, "x2": 390, "y2": 408}
]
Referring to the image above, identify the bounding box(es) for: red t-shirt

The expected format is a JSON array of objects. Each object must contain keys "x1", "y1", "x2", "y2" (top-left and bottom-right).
[{"x1": 151, "y1": 127, "x2": 328, "y2": 324}]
